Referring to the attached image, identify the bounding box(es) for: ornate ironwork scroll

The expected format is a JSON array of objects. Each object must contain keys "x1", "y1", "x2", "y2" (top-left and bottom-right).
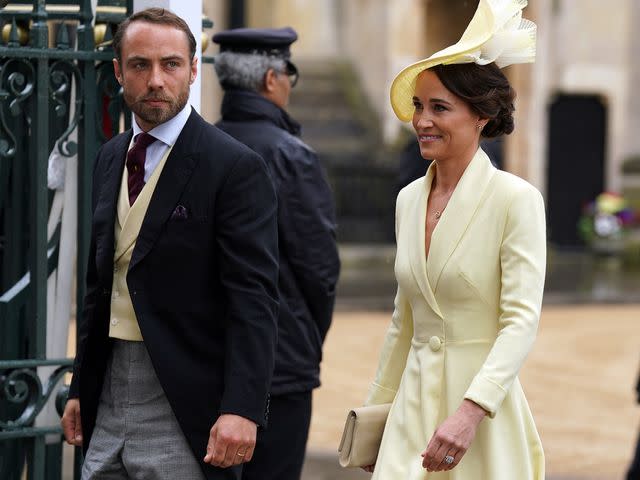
[
  {"x1": 0, "y1": 58, "x2": 35, "y2": 159},
  {"x1": 0, "y1": 360, "x2": 73, "y2": 432},
  {"x1": 49, "y1": 59, "x2": 84, "y2": 157}
]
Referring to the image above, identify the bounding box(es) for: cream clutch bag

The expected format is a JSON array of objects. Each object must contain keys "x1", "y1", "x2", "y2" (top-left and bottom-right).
[{"x1": 338, "y1": 403, "x2": 391, "y2": 468}]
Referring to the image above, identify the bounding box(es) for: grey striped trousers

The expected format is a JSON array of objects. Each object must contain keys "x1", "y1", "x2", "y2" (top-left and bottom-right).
[{"x1": 81, "y1": 340, "x2": 206, "y2": 480}]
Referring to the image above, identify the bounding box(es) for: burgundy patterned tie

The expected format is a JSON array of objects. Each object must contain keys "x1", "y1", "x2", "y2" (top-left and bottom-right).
[{"x1": 126, "y1": 132, "x2": 156, "y2": 205}]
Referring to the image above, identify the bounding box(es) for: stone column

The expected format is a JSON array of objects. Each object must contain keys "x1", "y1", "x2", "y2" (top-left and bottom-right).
[
  {"x1": 623, "y1": 1, "x2": 640, "y2": 163},
  {"x1": 202, "y1": 2, "x2": 227, "y2": 124},
  {"x1": 505, "y1": 0, "x2": 553, "y2": 193}
]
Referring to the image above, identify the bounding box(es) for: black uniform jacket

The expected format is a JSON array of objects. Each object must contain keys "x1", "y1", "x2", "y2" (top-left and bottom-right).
[
  {"x1": 69, "y1": 109, "x2": 279, "y2": 479},
  {"x1": 217, "y1": 90, "x2": 340, "y2": 395}
]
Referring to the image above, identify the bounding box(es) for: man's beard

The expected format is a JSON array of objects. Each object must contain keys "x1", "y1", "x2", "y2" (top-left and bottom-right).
[{"x1": 125, "y1": 87, "x2": 189, "y2": 128}]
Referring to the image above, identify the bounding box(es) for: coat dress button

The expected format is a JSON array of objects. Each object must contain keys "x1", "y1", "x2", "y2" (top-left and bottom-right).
[
  {"x1": 111, "y1": 318, "x2": 118, "y2": 326},
  {"x1": 428, "y1": 336, "x2": 442, "y2": 352}
]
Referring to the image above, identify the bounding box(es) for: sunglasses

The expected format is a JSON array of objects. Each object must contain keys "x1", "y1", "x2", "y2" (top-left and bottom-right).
[{"x1": 285, "y1": 61, "x2": 299, "y2": 88}]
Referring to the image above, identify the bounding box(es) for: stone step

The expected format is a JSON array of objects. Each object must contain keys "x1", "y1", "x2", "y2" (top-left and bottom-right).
[
  {"x1": 302, "y1": 121, "x2": 368, "y2": 138},
  {"x1": 319, "y1": 152, "x2": 376, "y2": 167},
  {"x1": 304, "y1": 137, "x2": 372, "y2": 156},
  {"x1": 290, "y1": 92, "x2": 350, "y2": 108},
  {"x1": 294, "y1": 59, "x2": 345, "y2": 79},
  {"x1": 298, "y1": 120, "x2": 373, "y2": 143},
  {"x1": 294, "y1": 76, "x2": 344, "y2": 94},
  {"x1": 288, "y1": 59, "x2": 390, "y2": 243},
  {"x1": 288, "y1": 104, "x2": 356, "y2": 123}
]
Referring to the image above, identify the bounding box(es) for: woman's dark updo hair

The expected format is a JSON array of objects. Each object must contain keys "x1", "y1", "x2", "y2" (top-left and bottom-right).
[{"x1": 430, "y1": 62, "x2": 515, "y2": 138}]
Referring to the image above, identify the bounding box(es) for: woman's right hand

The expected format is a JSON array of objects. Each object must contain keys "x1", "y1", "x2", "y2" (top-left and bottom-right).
[
  {"x1": 421, "y1": 399, "x2": 486, "y2": 472},
  {"x1": 361, "y1": 464, "x2": 375, "y2": 473}
]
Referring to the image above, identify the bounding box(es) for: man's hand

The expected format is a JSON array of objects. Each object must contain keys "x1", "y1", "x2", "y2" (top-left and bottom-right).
[
  {"x1": 61, "y1": 398, "x2": 83, "y2": 446},
  {"x1": 203, "y1": 414, "x2": 257, "y2": 468}
]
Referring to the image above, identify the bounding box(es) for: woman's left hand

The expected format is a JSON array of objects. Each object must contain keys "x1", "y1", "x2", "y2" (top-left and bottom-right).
[{"x1": 421, "y1": 399, "x2": 487, "y2": 472}]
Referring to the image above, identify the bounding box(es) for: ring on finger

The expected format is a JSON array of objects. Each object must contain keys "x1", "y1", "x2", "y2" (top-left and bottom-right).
[
  {"x1": 236, "y1": 451, "x2": 246, "y2": 457},
  {"x1": 443, "y1": 455, "x2": 454, "y2": 465}
]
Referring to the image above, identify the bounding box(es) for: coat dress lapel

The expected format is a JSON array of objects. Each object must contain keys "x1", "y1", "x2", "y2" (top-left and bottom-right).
[
  {"x1": 409, "y1": 170, "x2": 444, "y2": 319},
  {"x1": 426, "y1": 148, "x2": 496, "y2": 291},
  {"x1": 129, "y1": 111, "x2": 201, "y2": 272}
]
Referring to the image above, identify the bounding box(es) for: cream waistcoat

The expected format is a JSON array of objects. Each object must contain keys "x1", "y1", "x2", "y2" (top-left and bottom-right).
[{"x1": 109, "y1": 145, "x2": 172, "y2": 341}]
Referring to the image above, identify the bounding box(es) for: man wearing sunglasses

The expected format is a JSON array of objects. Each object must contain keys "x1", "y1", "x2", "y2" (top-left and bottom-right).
[{"x1": 212, "y1": 27, "x2": 340, "y2": 480}]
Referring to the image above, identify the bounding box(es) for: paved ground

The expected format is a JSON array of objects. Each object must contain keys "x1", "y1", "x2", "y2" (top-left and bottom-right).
[{"x1": 301, "y1": 305, "x2": 640, "y2": 480}]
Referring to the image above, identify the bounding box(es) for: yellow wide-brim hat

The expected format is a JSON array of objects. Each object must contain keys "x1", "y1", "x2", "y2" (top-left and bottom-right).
[{"x1": 390, "y1": 0, "x2": 537, "y2": 122}]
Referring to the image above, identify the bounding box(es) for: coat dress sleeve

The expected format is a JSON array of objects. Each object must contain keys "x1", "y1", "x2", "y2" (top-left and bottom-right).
[
  {"x1": 366, "y1": 189, "x2": 414, "y2": 406},
  {"x1": 464, "y1": 184, "x2": 546, "y2": 417}
]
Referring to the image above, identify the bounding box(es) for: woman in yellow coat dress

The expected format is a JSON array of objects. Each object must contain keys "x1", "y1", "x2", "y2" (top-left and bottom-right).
[{"x1": 364, "y1": 1, "x2": 545, "y2": 478}]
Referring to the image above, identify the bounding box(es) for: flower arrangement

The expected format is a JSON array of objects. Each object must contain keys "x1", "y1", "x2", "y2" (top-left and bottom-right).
[{"x1": 578, "y1": 192, "x2": 639, "y2": 253}]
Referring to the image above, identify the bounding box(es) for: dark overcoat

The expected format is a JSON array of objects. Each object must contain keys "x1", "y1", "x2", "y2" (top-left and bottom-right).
[
  {"x1": 217, "y1": 90, "x2": 340, "y2": 395},
  {"x1": 69, "y1": 109, "x2": 279, "y2": 480}
]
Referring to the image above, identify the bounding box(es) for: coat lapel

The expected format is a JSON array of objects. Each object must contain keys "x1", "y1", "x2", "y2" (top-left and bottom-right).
[
  {"x1": 114, "y1": 164, "x2": 131, "y2": 261},
  {"x1": 93, "y1": 132, "x2": 131, "y2": 273},
  {"x1": 427, "y1": 148, "x2": 496, "y2": 291},
  {"x1": 129, "y1": 111, "x2": 202, "y2": 271}
]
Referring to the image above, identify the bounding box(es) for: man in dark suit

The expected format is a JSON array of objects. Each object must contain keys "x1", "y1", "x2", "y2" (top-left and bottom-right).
[
  {"x1": 212, "y1": 27, "x2": 340, "y2": 480},
  {"x1": 61, "y1": 8, "x2": 279, "y2": 480}
]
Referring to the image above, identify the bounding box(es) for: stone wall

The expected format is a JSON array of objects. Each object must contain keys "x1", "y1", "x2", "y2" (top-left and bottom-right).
[
  {"x1": 201, "y1": 0, "x2": 640, "y2": 194},
  {"x1": 201, "y1": 2, "x2": 227, "y2": 124},
  {"x1": 247, "y1": 0, "x2": 340, "y2": 58},
  {"x1": 551, "y1": 0, "x2": 632, "y2": 193}
]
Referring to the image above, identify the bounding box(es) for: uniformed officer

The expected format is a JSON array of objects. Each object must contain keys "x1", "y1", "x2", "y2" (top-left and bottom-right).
[{"x1": 212, "y1": 27, "x2": 341, "y2": 480}]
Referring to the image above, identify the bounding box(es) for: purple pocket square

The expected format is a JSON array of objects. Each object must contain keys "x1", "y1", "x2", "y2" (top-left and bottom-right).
[{"x1": 171, "y1": 205, "x2": 189, "y2": 220}]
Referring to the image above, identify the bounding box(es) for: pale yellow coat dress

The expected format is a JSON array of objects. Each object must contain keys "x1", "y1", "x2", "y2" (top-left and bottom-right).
[{"x1": 367, "y1": 148, "x2": 546, "y2": 479}]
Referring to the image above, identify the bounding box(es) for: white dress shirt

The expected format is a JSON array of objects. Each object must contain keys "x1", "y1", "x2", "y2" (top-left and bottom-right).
[{"x1": 131, "y1": 103, "x2": 192, "y2": 182}]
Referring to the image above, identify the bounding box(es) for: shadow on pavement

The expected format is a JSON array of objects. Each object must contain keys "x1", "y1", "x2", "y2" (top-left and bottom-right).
[{"x1": 301, "y1": 450, "x2": 612, "y2": 480}]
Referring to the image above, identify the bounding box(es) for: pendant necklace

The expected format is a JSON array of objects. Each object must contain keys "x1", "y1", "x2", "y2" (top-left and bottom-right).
[
  {"x1": 433, "y1": 191, "x2": 454, "y2": 221},
  {"x1": 431, "y1": 175, "x2": 455, "y2": 221}
]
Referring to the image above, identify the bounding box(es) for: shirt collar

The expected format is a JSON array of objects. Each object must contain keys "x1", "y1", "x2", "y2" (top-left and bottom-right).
[{"x1": 132, "y1": 103, "x2": 192, "y2": 146}]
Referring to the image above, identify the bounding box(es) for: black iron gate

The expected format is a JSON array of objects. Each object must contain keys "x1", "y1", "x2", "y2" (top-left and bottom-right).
[{"x1": 0, "y1": 1, "x2": 131, "y2": 478}]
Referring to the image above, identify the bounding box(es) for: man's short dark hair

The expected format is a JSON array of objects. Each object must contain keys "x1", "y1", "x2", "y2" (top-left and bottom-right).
[{"x1": 113, "y1": 7, "x2": 197, "y2": 62}]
